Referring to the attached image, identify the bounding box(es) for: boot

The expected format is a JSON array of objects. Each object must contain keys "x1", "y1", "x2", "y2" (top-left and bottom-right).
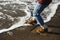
[
  {"x1": 26, "y1": 17, "x2": 37, "y2": 24},
  {"x1": 32, "y1": 26, "x2": 48, "y2": 33}
]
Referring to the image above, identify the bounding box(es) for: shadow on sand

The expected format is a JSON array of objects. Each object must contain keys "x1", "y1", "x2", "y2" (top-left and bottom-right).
[{"x1": 47, "y1": 31, "x2": 60, "y2": 35}]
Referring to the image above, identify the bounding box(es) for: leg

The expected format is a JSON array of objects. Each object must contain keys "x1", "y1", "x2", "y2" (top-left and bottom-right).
[{"x1": 33, "y1": 3, "x2": 46, "y2": 26}]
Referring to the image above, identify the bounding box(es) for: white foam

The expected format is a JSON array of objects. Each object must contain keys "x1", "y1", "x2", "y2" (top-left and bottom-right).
[
  {"x1": 0, "y1": 1, "x2": 31, "y2": 33},
  {"x1": 44, "y1": 2, "x2": 60, "y2": 22},
  {"x1": 0, "y1": 9, "x2": 31, "y2": 33}
]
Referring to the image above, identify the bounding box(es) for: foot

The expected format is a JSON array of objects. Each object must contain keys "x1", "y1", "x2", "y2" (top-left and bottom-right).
[
  {"x1": 32, "y1": 26, "x2": 48, "y2": 33},
  {"x1": 26, "y1": 17, "x2": 37, "y2": 24}
]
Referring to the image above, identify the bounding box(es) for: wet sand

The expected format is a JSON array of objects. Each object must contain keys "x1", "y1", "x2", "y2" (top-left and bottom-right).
[{"x1": 0, "y1": 25, "x2": 60, "y2": 40}]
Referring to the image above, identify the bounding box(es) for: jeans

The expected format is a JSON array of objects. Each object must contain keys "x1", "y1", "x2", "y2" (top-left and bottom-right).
[{"x1": 33, "y1": 3, "x2": 47, "y2": 26}]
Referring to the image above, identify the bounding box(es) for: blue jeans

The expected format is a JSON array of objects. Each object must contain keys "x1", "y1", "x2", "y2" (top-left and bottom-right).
[{"x1": 33, "y1": 3, "x2": 47, "y2": 26}]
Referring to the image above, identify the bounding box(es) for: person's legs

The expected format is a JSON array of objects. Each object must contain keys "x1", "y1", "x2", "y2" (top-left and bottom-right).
[
  {"x1": 27, "y1": 2, "x2": 48, "y2": 33},
  {"x1": 33, "y1": 3, "x2": 48, "y2": 33},
  {"x1": 33, "y1": 3, "x2": 46, "y2": 26}
]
